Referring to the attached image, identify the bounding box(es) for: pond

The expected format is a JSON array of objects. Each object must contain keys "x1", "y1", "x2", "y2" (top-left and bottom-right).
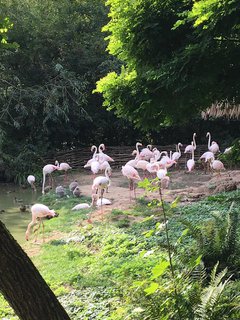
[{"x1": 0, "y1": 183, "x2": 41, "y2": 245}]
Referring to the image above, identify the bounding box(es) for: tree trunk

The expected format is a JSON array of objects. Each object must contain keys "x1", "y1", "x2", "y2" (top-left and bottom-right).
[{"x1": 0, "y1": 221, "x2": 70, "y2": 320}]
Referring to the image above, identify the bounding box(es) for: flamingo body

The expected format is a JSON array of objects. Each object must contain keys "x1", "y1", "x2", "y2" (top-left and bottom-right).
[{"x1": 25, "y1": 204, "x2": 58, "y2": 241}]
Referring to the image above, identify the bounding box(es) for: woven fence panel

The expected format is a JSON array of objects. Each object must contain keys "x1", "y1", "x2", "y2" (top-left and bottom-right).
[{"x1": 43, "y1": 144, "x2": 209, "y2": 169}]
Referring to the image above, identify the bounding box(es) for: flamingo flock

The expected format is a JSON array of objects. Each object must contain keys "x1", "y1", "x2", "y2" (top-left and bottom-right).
[{"x1": 24, "y1": 136, "x2": 229, "y2": 241}]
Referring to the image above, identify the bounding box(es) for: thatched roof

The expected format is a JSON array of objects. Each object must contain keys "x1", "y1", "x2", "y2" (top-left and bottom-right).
[{"x1": 201, "y1": 101, "x2": 240, "y2": 120}]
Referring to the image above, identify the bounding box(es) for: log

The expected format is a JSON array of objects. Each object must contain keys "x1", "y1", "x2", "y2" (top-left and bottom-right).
[{"x1": 0, "y1": 221, "x2": 70, "y2": 320}]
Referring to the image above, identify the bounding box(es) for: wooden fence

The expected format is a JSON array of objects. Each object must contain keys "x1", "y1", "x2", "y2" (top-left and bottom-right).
[{"x1": 44, "y1": 144, "x2": 210, "y2": 169}]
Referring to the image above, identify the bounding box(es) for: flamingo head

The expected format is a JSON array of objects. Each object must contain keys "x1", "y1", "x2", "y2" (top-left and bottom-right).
[{"x1": 206, "y1": 132, "x2": 210, "y2": 137}]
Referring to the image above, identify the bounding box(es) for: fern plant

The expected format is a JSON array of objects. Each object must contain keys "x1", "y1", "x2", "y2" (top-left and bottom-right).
[{"x1": 180, "y1": 203, "x2": 240, "y2": 275}]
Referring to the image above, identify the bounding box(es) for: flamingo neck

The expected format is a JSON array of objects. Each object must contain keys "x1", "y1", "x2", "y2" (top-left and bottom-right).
[
  {"x1": 177, "y1": 143, "x2": 181, "y2": 155},
  {"x1": 207, "y1": 133, "x2": 211, "y2": 149},
  {"x1": 193, "y1": 134, "x2": 196, "y2": 149}
]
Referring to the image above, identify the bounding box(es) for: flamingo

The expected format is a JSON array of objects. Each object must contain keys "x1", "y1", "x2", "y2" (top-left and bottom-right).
[
  {"x1": 146, "y1": 160, "x2": 160, "y2": 177},
  {"x1": 55, "y1": 185, "x2": 66, "y2": 198},
  {"x1": 96, "y1": 198, "x2": 112, "y2": 206},
  {"x1": 69, "y1": 180, "x2": 79, "y2": 192},
  {"x1": 55, "y1": 160, "x2": 72, "y2": 182},
  {"x1": 135, "y1": 159, "x2": 149, "y2": 177},
  {"x1": 200, "y1": 151, "x2": 215, "y2": 174},
  {"x1": 206, "y1": 132, "x2": 220, "y2": 154},
  {"x1": 27, "y1": 175, "x2": 36, "y2": 191},
  {"x1": 71, "y1": 194, "x2": 98, "y2": 211},
  {"x1": 184, "y1": 133, "x2": 197, "y2": 154},
  {"x1": 98, "y1": 144, "x2": 114, "y2": 163},
  {"x1": 92, "y1": 167, "x2": 112, "y2": 208},
  {"x1": 25, "y1": 203, "x2": 59, "y2": 242},
  {"x1": 139, "y1": 144, "x2": 154, "y2": 161},
  {"x1": 42, "y1": 163, "x2": 59, "y2": 194},
  {"x1": 172, "y1": 143, "x2": 183, "y2": 165},
  {"x1": 121, "y1": 164, "x2": 141, "y2": 201},
  {"x1": 210, "y1": 159, "x2": 225, "y2": 176},
  {"x1": 224, "y1": 146, "x2": 232, "y2": 154},
  {"x1": 73, "y1": 186, "x2": 81, "y2": 197},
  {"x1": 84, "y1": 145, "x2": 98, "y2": 168},
  {"x1": 187, "y1": 142, "x2": 195, "y2": 172}
]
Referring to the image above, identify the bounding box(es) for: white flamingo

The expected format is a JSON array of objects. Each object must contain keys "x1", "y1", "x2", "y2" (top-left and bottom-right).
[
  {"x1": 98, "y1": 144, "x2": 114, "y2": 163},
  {"x1": 206, "y1": 132, "x2": 220, "y2": 154},
  {"x1": 42, "y1": 163, "x2": 59, "y2": 194},
  {"x1": 184, "y1": 133, "x2": 197, "y2": 154},
  {"x1": 92, "y1": 167, "x2": 112, "y2": 203},
  {"x1": 187, "y1": 142, "x2": 195, "y2": 172},
  {"x1": 27, "y1": 175, "x2": 36, "y2": 191},
  {"x1": 172, "y1": 143, "x2": 183, "y2": 162}
]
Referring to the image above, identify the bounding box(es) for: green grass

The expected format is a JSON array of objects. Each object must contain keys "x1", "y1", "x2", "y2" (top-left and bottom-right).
[{"x1": 1, "y1": 190, "x2": 240, "y2": 319}]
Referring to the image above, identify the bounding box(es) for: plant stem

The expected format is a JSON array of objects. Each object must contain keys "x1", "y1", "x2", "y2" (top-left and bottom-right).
[{"x1": 159, "y1": 186, "x2": 182, "y2": 320}]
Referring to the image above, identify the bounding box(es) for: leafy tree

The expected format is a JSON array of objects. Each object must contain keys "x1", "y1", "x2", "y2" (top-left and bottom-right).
[{"x1": 95, "y1": 0, "x2": 240, "y2": 129}]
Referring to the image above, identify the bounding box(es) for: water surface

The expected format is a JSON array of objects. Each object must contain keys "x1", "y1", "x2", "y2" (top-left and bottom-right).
[{"x1": 0, "y1": 183, "x2": 41, "y2": 244}]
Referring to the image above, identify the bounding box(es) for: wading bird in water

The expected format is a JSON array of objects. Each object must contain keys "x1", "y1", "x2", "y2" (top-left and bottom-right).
[
  {"x1": 25, "y1": 203, "x2": 59, "y2": 242},
  {"x1": 27, "y1": 175, "x2": 36, "y2": 191}
]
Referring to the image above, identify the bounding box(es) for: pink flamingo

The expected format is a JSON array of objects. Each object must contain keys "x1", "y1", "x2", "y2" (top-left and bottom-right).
[
  {"x1": 55, "y1": 160, "x2": 72, "y2": 182},
  {"x1": 184, "y1": 133, "x2": 197, "y2": 154},
  {"x1": 98, "y1": 144, "x2": 114, "y2": 163},
  {"x1": 42, "y1": 163, "x2": 59, "y2": 194},
  {"x1": 210, "y1": 159, "x2": 225, "y2": 176},
  {"x1": 135, "y1": 159, "x2": 149, "y2": 177},
  {"x1": 27, "y1": 175, "x2": 36, "y2": 191},
  {"x1": 206, "y1": 132, "x2": 220, "y2": 154},
  {"x1": 121, "y1": 164, "x2": 141, "y2": 201},
  {"x1": 139, "y1": 144, "x2": 154, "y2": 161},
  {"x1": 200, "y1": 151, "x2": 215, "y2": 173},
  {"x1": 25, "y1": 203, "x2": 59, "y2": 242},
  {"x1": 172, "y1": 143, "x2": 183, "y2": 162},
  {"x1": 125, "y1": 142, "x2": 142, "y2": 167}
]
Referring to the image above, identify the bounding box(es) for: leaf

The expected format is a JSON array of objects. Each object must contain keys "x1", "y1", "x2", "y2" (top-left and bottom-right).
[
  {"x1": 144, "y1": 282, "x2": 159, "y2": 295},
  {"x1": 151, "y1": 260, "x2": 170, "y2": 280}
]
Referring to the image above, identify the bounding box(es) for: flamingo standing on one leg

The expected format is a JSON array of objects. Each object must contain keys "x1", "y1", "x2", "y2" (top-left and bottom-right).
[
  {"x1": 121, "y1": 164, "x2": 141, "y2": 201},
  {"x1": 42, "y1": 164, "x2": 59, "y2": 194},
  {"x1": 27, "y1": 175, "x2": 36, "y2": 191},
  {"x1": 25, "y1": 203, "x2": 59, "y2": 242}
]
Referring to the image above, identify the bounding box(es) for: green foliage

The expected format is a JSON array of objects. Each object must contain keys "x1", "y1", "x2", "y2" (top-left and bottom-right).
[
  {"x1": 95, "y1": 0, "x2": 240, "y2": 129},
  {"x1": 219, "y1": 139, "x2": 240, "y2": 168},
  {"x1": 2, "y1": 190, "x2": 240, "y2": 319}
]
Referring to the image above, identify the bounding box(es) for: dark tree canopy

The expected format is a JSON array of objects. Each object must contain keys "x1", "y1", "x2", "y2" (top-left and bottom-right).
[{"x1": 95, "y1": 0, "x2": 240, "y2": 129}]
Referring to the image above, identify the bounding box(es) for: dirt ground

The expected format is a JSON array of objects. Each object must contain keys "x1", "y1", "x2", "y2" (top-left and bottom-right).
[
  {"x1": 61, "y1": 167, "x2": 240, "y2": 214},
  {"x1": 25, "y1": 168, "x2": 240, "y2": 255}
]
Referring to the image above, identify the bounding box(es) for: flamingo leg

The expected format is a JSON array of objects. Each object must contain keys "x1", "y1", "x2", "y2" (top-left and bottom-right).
[{"x1": 100, "y1": 189, "x2": 104, "y2": 220}]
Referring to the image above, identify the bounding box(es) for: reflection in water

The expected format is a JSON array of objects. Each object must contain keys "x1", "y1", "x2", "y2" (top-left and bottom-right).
[{"x1": 0, "y1": 183, "x2": 41, "y2": 244}]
